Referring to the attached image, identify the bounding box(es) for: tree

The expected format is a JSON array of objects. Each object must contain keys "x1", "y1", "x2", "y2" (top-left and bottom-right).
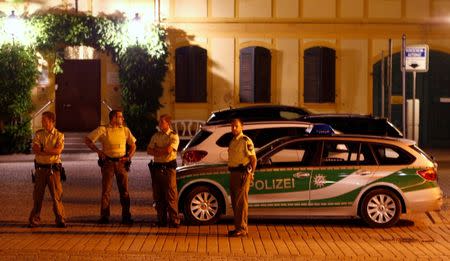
[{"x1": 0, "y1": 44, "x2": 38, "y2": 153}]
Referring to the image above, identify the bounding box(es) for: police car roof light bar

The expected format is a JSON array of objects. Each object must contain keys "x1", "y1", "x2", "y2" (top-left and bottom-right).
[{"x1": 306, "y1": 123, "x2": 335, "y2": 135}]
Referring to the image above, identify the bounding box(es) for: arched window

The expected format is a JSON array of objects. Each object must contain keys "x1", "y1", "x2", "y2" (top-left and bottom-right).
[
  {"x1": 304, "y1": 46, "x2": 335, "y2": 103},
  {"x1": 175, "y1": 45, "x2": 207, "y2": 102},
  {"x1": 239, "y1": 46, "x2": 271, "y2": 103}
]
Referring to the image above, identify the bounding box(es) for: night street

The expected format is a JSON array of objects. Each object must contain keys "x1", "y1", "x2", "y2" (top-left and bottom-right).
[
  {"x1": 1, "y1": 0, "x2": 450, "y2": 259},
  {"x1": 0, "y1": 153, "x2": 155, "y2": 224},
  {"x1": 0, "y1": 150, "x2": 449, "y2": 260}
]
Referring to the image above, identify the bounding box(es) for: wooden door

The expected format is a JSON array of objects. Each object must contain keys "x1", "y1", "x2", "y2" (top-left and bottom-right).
[
  {"x1": 55, "y1": 60, "x2": 100, "y2": 132},
  {"x1": 373, "y1": 51, "x2": 450, "y2": 147},
  {"x1": 422, "y1": 51, "x2": 450, "y2": 147}
]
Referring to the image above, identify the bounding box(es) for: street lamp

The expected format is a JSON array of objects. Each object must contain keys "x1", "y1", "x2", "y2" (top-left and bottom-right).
[
  {"x1": 5, "y1": 11, "x2": 25, "y2": 45},
  {"x1": 128, "y1": 13, "x2": 145, "y2": 45}
]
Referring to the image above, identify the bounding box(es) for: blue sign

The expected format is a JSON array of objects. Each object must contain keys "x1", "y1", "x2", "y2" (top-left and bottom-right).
[
  {"x1": 406, "y1": 48, "x2": 426, "y2": 58},
  {"x1": 405, "y1": 45, "x2": 429, "y2": 72}
]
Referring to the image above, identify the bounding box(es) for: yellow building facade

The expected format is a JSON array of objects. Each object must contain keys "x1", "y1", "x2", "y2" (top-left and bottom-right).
[{"x1": 1, "y1": 0, "x2": 450, "y2": 146}]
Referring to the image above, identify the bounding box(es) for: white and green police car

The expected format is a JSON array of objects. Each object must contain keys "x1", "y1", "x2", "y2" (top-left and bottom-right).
[{"x1": 176, "y1": 135, "x2": 443, "y2": 228}]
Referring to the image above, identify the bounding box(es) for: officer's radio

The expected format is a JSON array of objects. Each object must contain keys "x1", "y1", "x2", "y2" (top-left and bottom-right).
[
  {"x1": 246, "y1": 163, "x2": 253, "y2": 173},
  {"x1": 31, "y1": 169, "x2": 35, "y2": 183}
]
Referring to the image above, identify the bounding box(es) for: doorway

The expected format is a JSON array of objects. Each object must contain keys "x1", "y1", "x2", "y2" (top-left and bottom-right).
[
  {"x1": 55, "y1": 59, "x2": 101, "y2": 132},
  {"x1": 373, "y1": 50, "x2": 450, "y2": 147}
]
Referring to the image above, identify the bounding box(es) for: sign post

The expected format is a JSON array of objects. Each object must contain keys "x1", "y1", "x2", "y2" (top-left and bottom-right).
[
  {"x1": 401, "y1": 35, "x2": 406, "y2": 137},
  {"x1": 405, "y1": 44, "x2": 429, "y2": 142}
]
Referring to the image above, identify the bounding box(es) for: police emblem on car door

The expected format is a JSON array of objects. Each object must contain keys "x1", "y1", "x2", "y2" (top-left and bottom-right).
[
  {"x1": 309, "y1": 140, "x2": 378, "y2": 208},
  {"x1": 248, "y1": 140, "x2": 319, "y2": 208}
]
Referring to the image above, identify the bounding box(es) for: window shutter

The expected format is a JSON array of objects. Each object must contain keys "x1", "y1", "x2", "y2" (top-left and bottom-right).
[
  {"x1": 175, "y1": 46, "x2": 207, "y2": 102},
  {"x1": 255, "y1": 47, "x2": 271, "y2": 102},
  {"x1": 304, "y1": 47, "x2": 335, "y2": 103},
  {"x1": 240, "y1": 47, "x2": 255, "y2": 102},
  {"x1": 189, "y1": 46, "x2": 207, "y2": 102},
  {"x1": 321, "y1": 47, "x2": 335, "y2": 102},
  {"x1": 240, "y1": 46, "x2": 271, "y2": 103},
  {"x1": 304, "y1": 48, "x2": 321, "y2": 102},
  {"x1": 175, "y1": 47, "x2": 189, "y2": 102}
]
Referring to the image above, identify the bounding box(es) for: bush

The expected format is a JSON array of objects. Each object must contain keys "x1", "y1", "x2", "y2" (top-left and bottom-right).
[
  {"x1": 119, "y1": 46, "x2": 167, "y2": 149},
  {"x1": 0, "y1": 44, "x2": 38, "y2": 154}
]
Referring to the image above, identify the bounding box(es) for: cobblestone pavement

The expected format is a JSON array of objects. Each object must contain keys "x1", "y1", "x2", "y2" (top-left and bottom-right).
[
  {"x1": 0, "y1": 149, "x2": 449, "y2": 260},
  {"x1": 0, "y1": 206, "x2": 449, "y2": 260}
]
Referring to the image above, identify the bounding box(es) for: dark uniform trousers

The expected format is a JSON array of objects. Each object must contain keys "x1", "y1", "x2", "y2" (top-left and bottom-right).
[
  {"x1": 151, "y1": 167, "x2": 180, "y2": 225},
  {"x1": 230, "y1": 169, "x2": 251, "y2": 233},
  {"x1": 100, "y1": 160, "x2": 131, "y2": 219},
  {"x1": 29, "y1": 168, "x2": 65, "y2": 225}
]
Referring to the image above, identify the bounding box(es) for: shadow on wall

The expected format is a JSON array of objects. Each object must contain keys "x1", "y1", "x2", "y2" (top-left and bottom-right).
[{"x1": 165, "y1": 27, "x2": 233, "y2": 121}]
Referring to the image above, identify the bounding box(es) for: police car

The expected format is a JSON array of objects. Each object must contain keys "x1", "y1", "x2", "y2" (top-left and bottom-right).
[{"x1": 177, "y1": 134, "x2": 443, "y2": 228}]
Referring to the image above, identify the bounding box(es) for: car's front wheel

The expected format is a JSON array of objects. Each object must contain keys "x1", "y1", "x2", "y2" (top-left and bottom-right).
[
  {"x1": 183, "y1": 185, "x2": 223, "y2": 225},
  {"x1": 360, "y1": 189, "x2": 402, "y2": 228}
]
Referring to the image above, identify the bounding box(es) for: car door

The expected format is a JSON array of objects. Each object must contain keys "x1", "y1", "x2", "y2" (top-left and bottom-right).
[
  {"x1": 248, "y1": 140, "x2": 319, "y2": 209},
  {"x1": 309, "y1": 140, "x2": 378, "y2": 208}
]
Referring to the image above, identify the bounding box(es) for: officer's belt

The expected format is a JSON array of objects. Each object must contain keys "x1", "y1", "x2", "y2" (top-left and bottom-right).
[
  {"x1": 228, "y1": 165, "x2": 246, "y2": 171},
  {"x1": 35, "y1": 162, "x2": 61, "y2": 170},
  {"x1": 152, "y1": 160, "x2": 177, "y2": 169},
  {"x1": 105, "y1": 156, "x2": 125, "y2": 162}
]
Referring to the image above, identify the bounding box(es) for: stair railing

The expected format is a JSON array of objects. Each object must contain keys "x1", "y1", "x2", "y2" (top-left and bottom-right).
[
  {"x1": 31, "y1": 100, "x2": 54, "y2": 130},
  {"x1": 102, "y1": 100, "x2": 113, "y2": 112}
]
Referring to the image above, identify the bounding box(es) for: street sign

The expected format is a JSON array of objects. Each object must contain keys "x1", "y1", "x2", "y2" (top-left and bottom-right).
[{"x1": 405, "y1": 45, "x2": 429, "y2": 72}]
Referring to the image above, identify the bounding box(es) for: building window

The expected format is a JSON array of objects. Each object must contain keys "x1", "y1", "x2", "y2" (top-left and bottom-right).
[
  {"x1": 304, "y1": 46, "x2": 335, "y2": 103},
  {"x1": 175, "y1": 45, "x2": 207, "y2": 102},
  {"x1": 239, "y1": 46, "x2": 271, "y2": 103}
]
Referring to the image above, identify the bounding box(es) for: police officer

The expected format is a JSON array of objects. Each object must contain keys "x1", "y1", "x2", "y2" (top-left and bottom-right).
[
  {"x1": 227, "y1": 118, "x2": 256, "y2": 237},
  {"x1": 29, "y1": 111, "x2": 66, "y2": 228},
  {"x1": 147, "y1": 114, "x2": 180, "y2": 228},
  {"x1": 85, "y1": 109, "x2": 136, "y2": 225}
]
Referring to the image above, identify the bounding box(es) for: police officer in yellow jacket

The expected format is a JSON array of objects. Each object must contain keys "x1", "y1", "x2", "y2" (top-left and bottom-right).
[
  {"x1": 147, "y1": 114, "x2": 180, "y2": 227},
  {"x1": 227, "y1": 118, "x2": 256, "y2": 237},
  {"x1": 85, "y1": 109, "x2": 136, "y2": 225},
  {"x1": 29, "y1": 111, "x2": 66, "y2": 228}
]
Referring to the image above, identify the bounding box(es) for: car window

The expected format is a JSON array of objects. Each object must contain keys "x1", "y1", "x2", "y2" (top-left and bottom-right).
[
  {"x1": 215, "y1": 127, "x2": 308, "y2": 148},
  {"x1": 371, "y1": 143, "x2": 415, "y2": 165},
  {"x1": 263, "y1": 141, "x2": 318, "y2": 167},
  {"x1": 215, "y1": 133, "x2": 234, "y2": 147},
  {"x1": 410, "y1": 144, "x2": 434, "y2": 162},
  {"x1": 359, "y1": 143, "x2": 377, "y2": 165},
  {"x1": 236, "y1": 109, "x2": 277, "y2": 122},
  {"x1": 184, "y1": 129, "x2": 212, "y2": 148},
  {"x1": 206, "y1": 107, "x2": 310, "y2": 125},
  {"x1": 279, "y1": 111, "x2": 303, "y2": 120},
  {"x1": 385, "y1": 122, "x2": 404, "y2": 137},
  {"x1": 320, "y1": 141, "x2": 376, "y2": 166},
  {"x1": 208, "y1": 109, "x2": 276, "y2": 125}
]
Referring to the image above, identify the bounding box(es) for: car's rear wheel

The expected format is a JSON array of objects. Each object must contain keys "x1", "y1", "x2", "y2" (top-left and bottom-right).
[
  {"x1": 360, "y1": 189, "x2": 401, "y2": 228},
  {"x1": 183, "y1": 185, "x2": 222, "y2": 225}
]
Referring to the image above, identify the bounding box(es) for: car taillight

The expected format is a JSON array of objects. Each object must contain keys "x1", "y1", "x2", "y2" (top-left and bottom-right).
[
  {"x1": 417, "y1": 168, "x2": 437, "y2": 181},
  {"x1": 182, "y1": 150, "x2": 208, "y2": 164}
]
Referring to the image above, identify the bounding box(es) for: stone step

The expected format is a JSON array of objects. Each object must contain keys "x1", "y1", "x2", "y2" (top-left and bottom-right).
[
  {"x1": 64, "y1": 132, "x2": 89, "y2": 141},
  {"x1": 63, "y1": 132, "x2": 92, "y2": 153}
]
